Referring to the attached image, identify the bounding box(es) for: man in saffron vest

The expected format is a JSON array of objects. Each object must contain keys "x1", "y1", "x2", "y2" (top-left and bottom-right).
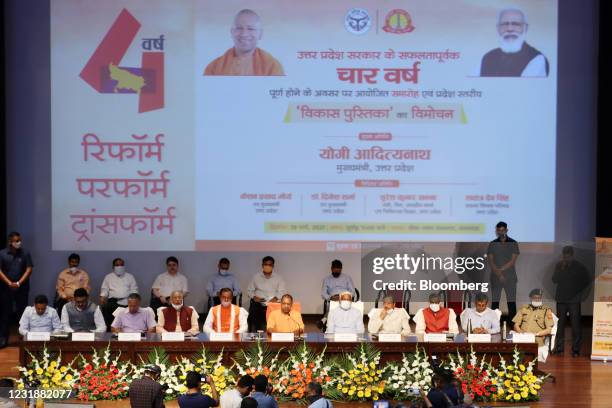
[
  {"x1": 156, "y1": 291, "x2": 199, "y2": 335},
  {"x1": 414, "y1": 293, "x2": 459, "y2": 334},
  {"x1": 204, "y1": 9, "x2": 284, "y2": 76},
  {"x1": 204, "y1": 287, "x2": 248, "y2": 334}
]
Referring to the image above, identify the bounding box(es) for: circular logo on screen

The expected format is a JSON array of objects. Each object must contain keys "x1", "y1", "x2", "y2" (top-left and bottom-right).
[
  {"x1": 345, "y1": 8, "x2": 371, "y2": 35},
  {"x1": 383, "y1": 9, "x2": 415, "y2": 34}
]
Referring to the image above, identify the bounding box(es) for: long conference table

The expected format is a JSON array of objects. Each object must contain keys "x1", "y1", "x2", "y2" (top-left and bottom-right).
[{"x1": 18, "y1": 332, "x2": 538, "y2": 368}]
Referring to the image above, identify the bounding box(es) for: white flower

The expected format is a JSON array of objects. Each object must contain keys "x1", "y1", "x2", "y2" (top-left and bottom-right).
[{"x1": 393, "y1": 383, "x2": 399, "y2": 389}]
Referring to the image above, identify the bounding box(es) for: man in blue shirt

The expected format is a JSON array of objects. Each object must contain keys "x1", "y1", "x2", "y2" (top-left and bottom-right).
[
  {"x1": 306, "y1": 382, "x2": 332, "y2": 408},
  {"x1": 207, "y1": 258, "x2": 241, "y2": 307},
  {"x1": 18, "y1": 294, "x2": 62, "y2": 336},
  {"x1": 321, "y1": 260, "x2": 355, "y2": 302},
  {"x1": 178, "y1": 371, "x2": 218, "y2": 408},
  {"x1": 1, "y1": 232, "x2": 34, "y2": 347},
  {"x1": 251, "y1": 375, "x2": 277, "y2": 408}
]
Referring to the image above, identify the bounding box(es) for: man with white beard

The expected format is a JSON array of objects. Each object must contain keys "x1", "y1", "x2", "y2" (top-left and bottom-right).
[{"x1": 479, "y1": 8, "x2": 549, "y2": 77}]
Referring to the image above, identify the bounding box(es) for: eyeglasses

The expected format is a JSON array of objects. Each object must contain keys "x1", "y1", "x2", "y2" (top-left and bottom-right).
[{"x1": 498, "y1": 21, "x2": 525, "y2": 29}]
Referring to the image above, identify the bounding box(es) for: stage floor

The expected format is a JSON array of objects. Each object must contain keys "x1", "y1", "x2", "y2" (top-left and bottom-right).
[{"x1": 0, "y1": 323, "x2": 609, "y2": 408}]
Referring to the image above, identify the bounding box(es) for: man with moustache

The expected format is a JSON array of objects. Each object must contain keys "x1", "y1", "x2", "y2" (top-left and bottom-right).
[{"x1": 479, "y1": 8, "x2": 549, "y2": 77}]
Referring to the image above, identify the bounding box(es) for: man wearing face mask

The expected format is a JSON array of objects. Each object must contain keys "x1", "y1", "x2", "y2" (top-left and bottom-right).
[
  {"x1": 151, "y1": 257, "x2": 189, "y2": 314},
  {"x1": 207, "y1": 258, "x2": 241, "y2": 307},
  {"x1": 321, "y1": 260, "x2": 355, "y2": 302},
  {"x1": 0, "y1": 232, "x2": 34, "y2": 348},
  {"x1": 18, "y1": 294, "x2": 63, "y2": 336},
  {"x1": 325, "y1": 291, "x2": 364, "y2": 334},
  {"x1": 61, "y1": 288, "x2": 106, "y2": 333},
  {"x1": 247, "y1": 256, "x2": 286, "y2": 332},
  {"x1": 414, "y1": 293, "x2": 459, "y2": 334},
  {"x1": 100, "y1": 258, "x2": 139, "y2": 330},
  {"x1": 513, "y1": 288, "x2": 554, "y2": 347},
  {"x1": 55, "y1": 253, "x2": 91, "y2": 314},
  {"x1": 487, "y1": 221, "x2": 520, "y2": 325},
  {"x1": 479, "y1": 7, "x2": 549, "y2": 77},
  {"x1": 367, "y1": 296, "x2": 411, "y2": 336},
  {"x1": 204, "y1": 287, "x2": 248, "y2": 334},
  {"x1": 460, "y1": 293, "x2": 500, "y2": 334},
  {"x1": 156, "y1": 291, "x2": 199, "y2": 336}
]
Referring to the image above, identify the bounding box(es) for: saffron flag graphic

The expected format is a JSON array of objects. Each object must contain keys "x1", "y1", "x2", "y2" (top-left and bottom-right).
[{"x1": 79, "y1": 8, "x2": 164, "y2": 113}]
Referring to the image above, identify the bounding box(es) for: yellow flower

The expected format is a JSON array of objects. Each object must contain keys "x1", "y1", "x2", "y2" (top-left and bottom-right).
[
  {"x1": 65, "y1": 374, "x2": 73, "y2": 381},
  {"x1": 521, "y1": 391, "x2": 528, "y2": 398},
  {"x1": 60, "y1": 366, "x2": 67, "y2": 373},
  {"x1": 498, "y1": 389, "x2": 505, "y2": 395},
  {"x1": 342, "y1": 388, "x2": 348, "y2": 393},
  {"x1": 365, "y1": 390, "x2": 372, "y2": 398},
  {"x1": 513, "y1": 375, "x2": 520, "y2": 382},
  {"x1": 518, "y1": 381, "x2": 525, "y2": 387},
  {"x1": 519, "y1": 364, "x2": 526, "y2": 371},
  {"x1": 534, "y1": 384, "x2": 541, "y2": 390},
  {"x1": 348, "y1": 390, "x2": 355, "y2": 396},
  {"x1": 35, "y1": 368, "x2": 43, "y2": 375},
  {"x1": 513, "y1": 393, "x2": 521, "y2": 400},
  {"x1": 504, "y1": 380, "x2": 511, "y2": 387},
  {"x1": 336, "y1": 384, "x2": 342, "y2": 390},
  {"x1": 370, "y1": 362, "x2": 376, "y2": 369},
  {"x1": 531, "y1": 389, "x2": 538, "y2": 395},
  {"x1": 507, "y1": 365, "x2": 514, "y2": 370},
  {"x1": 373, "y1": 395, "x2": 379, "y2": 401},
  {"x1": 357, "y1": 391, "x2": 364, "y2": 398},
  {"x1": 50, "y1": 361, "x2": 57, "y2": 368}
]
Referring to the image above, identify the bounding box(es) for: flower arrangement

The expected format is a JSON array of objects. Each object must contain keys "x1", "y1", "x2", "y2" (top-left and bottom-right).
[
  {"x1": 73, "y1": 344, "x2": 134, "y2": 401},
  {"x1": 333, "y1": 343, "x2": 386, "y2": 401},
  {"x1": 385, "y1": 348, "x2": 434, "y2": 400},
  {"x1": 232, "y1": 340, "x2": 281, "y2": 385},
  {"x1": 175, "y1": 346, "x2": 234, "y2": 395},
  {"x1": 445, "y1": 347, "x2": 496, "y2": 402},
  {"x1": 133, "y1": 347, "x2": 186, "y2": 400},
  {"x1": 491, "y1": 347, "x2": 546, "y2": 402},
  {"x1": 276, "y1": 342, "x2": 333, "y2": 401},
  {"x1": 17, "y1": 346, "x2": 79, "y2": 390}
]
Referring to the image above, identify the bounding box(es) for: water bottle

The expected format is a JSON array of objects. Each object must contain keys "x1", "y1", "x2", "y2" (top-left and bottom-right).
[{"x1": 502, "y1": 321, "x2": 507, "y2": 340}]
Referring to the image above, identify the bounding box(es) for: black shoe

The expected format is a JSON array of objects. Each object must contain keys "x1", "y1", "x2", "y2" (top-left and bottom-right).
[
  {"x1": 554, "y1": 348, "x2": 564, "y2": 354},
  {"x1": 572, "y1": 351, "x2": 580, "y2": 357}
]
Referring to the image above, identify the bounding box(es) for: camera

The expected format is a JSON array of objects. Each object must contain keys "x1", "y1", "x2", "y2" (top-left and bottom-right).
[{"x1": 200, "y1": 375, "x2": 209, "y2": 383}]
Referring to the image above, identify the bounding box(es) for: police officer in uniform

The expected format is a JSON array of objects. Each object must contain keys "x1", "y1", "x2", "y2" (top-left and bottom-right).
[{"x1": 512, "y1": 288, "x2": 554, "y2": 347}]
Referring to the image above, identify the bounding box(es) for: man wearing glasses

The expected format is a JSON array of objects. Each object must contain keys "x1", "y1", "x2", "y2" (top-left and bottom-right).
[{"x1": 479, "y1": 8, "x2": 549, "y2": 77}]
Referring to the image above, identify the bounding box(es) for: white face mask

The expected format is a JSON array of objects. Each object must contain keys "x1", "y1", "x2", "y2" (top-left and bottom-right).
[
  {"x1": 113, "y1": 266, "x2": 126, "y2": 276},
  {"x1": 429, "y1": 304, "x2": 441, "y2": 312},
  {"x1": 172, "y1": 302, "x2": 183, "y2": 310},
  {"x1": 12, "y1": 241, "x2": 22, "y2": 249},
  {"x1": 219, "y1": 269, "x2": 229, "y2": 276},
  {"x1": 531, "y1": 301, "x2": 543, "y2": 307},
  {"x1": 69, "y1": 267, "x2": 78, "y2": 273},
  {"x1": 221, "y1": 300, "x2": 232, "y2": 307},
  {"x1": 340, "y1": 300, "x2": 351, "y2": 310}
]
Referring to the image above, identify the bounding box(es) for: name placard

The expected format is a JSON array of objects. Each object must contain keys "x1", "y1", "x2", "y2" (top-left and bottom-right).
[
  {"x1": 162, "y1": 332, "x2": 185, "y2": 341},
  {"x1": 26, "y1": 332, "x2": 51, "y2": 341},
  {"x1": 118, "y1": 332, "x2": 142, "y2": 341},
  {"x1": 512, "y1": 333, "x2": 536, "y2": 343},
  {"x1": 378, "y1": 333, "x2": 402, "y2": 342},
  {"x1": 334, "y1": 333, "x2": 357, "y2": 342},
  {"x1": 424, "y1": 333, "x2": 447, "y2": 343},
  {"x1": 468, "y1": 333, "x2": 492, "y2": 343},
  {"x1": 71, "y1": 332, "x2": 95, "y2": 341},
  {"x1": 209, "y1": 332, "x2": 234, "y2": 341},
  {"x1": 271, "y1": 333, "x2": 295, "y2": 342}
]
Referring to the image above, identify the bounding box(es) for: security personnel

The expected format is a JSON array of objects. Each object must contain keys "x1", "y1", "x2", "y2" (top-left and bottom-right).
[{"x1": 512, "y1": 288, "x2": 554, "y2": 347}]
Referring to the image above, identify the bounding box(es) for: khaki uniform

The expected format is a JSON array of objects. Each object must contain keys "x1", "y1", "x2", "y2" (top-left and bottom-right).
[{"x1": 513, "y1": 304, "x2": 555, "y2": 346}]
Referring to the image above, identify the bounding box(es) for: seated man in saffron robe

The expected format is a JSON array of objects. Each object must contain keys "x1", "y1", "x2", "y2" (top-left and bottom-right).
[
  {"x1": 414, "y1": 293, "x2": 459, "y2": 334},
  {"x1": 203, "y1": 287, "x2": 249, "y2": 334},
  {"x1": 204, "y1": 9, "x2": 284, "y2": 76}
]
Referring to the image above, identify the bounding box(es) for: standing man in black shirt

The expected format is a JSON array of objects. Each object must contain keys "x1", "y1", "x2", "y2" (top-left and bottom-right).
[
  {"x1": 552, "y1": 246, "x2": 591, "y2": 357},
  {"x1": 0, "y1": 232, "x2": 33, "y2": 349},
  {"x1": 487, "y1": 222, "x2": 519, "y2": 324}
]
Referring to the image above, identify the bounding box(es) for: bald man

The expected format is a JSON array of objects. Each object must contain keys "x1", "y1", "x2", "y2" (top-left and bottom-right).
[{"x1": 204, "y1": 9, "x2": 284, "y2": 76}]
